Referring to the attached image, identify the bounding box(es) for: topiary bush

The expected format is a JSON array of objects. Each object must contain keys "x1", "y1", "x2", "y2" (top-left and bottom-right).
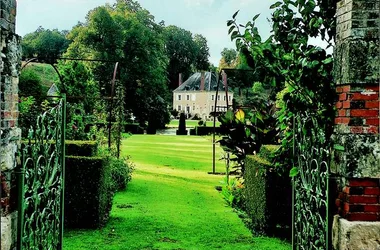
[{"x1": 64, "y1": 156, "x2": 114, "y2": 229}]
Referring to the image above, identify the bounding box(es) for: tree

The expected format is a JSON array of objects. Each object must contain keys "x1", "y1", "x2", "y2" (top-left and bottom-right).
[
  {"x1": 219, "y1": 48, "x2": 237, "y2": 69},
  {"x1": 164, "y1": 26, "x2": 210, "y2": 91},
  {"x1": 64, "y1": 1, "x2": 171, "y2": 129},
  {"x1": 164, "y1": 25, "x2": 197, "y2": 90},
  {"x1": 193, "y1": 34, "x2": 210, "y2": 71},
  {"x1": 21, "y1": 27, "x2": 70, "y2": 61}
]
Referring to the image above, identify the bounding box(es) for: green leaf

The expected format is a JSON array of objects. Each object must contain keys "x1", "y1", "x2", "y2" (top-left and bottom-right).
[
  {"x1": 333, "y1": 144, "x2": 345, "y2": 151},
  {"x1": 322, "y1": 57, "x2": 333, "y2": 64},
  {"x1": 245, "y1": 128, "x2": 251, "y2": 137},
  {"x1": 227, "y1": 20, "x2": 234, "y2": 26},
  {"x1": 228, "y1": 26, "x2": 235, "y2": 35},
  {"x1": 232, "y1": 10, "x2": 240, "y2": 19},
  {"x1": 270, "y1": 1, "x2": 282, "y2": 9},
  {"x1": 289, "y1": 167, "x2": 299, "y2": 177},
  {"x1": 252, "y1": 14, "x2": 260, "y2": 22}
]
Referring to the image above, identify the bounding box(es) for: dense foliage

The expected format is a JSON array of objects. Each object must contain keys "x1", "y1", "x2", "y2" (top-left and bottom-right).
[
  {"x1": 21, "y1": 26, "x2": 70, "y2": 61},
  {"x1": 226, "y1": 0, "x2": 336, "y2": 175}
]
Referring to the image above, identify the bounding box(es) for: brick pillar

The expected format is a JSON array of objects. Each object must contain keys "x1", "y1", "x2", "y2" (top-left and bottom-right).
[
  {"x1": 332, "y1": 0, "x2": 380, "y2": 249},
  {"x1": 0, "y1": 0, "x2": 21, "y2": 249}
]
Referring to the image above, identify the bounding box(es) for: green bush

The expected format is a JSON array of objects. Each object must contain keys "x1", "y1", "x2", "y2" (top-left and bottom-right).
[
  {"x1": 64, "y1": 156, "x2": 114, "y2": 229},
  {"x1": 65, "y1": 140, "x2": 98, "y2": 156},
  {"x1": 107, "y1": 156, "x2": 134, "y2": 191},
  {"x1": 243, "y1": 145, "x2": 292, "y2": 236}
]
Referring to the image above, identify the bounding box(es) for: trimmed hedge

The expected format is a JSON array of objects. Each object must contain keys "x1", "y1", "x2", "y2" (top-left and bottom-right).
[
  {"x1": 193, "y1": 126, "x2": 226, "y2": 136},
  {"x1": 243, "y1": 145, "x2": 292, "y2": 235},
  {"x1": 65, "y1": 140, "x2": 98, "y2": 157},
  {"x1": 124, "y1": 123, "x2": 144, "y2": 134},
  {"x1": 64, "y1": 156, "x2": 114, "y2": 229}
]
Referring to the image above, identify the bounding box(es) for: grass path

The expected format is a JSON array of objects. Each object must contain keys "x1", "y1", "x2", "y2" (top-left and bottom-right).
[{"x1": 64, "y1": 135, "x2": 291, "y2": 250}]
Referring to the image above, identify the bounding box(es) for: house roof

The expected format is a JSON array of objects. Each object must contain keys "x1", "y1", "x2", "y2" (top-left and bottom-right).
[{"x1": 173, "y1": 72, "x2": 230, "y2": 92}]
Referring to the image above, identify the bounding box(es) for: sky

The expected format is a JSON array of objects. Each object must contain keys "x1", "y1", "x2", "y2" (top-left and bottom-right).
[{"x1": 16, "y1": 0, "x2": 276, "y2": 66}]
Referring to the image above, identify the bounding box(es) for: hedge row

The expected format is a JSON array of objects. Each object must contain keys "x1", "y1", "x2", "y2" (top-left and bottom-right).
[
  {"x1": 243, "y1": 145, "x2": 292, "y2": 235},
  {"x1": 64, "y1": 156, "x2": 114, "y2": 229},
  {"x1": 65, "y1": 140, "x2": 98, "y2": 156},
  {"x1": 189, "y1": 126, "x2": 226, "y2": 136}
]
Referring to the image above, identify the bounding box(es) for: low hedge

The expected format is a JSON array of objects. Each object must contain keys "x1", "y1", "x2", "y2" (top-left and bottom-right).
[
  {"x1": 124, "y1": 123, "x2": 144, "y2": 134},
  {"x1": 193, "y1": 126, "x2": 226, "y2": 136},
  {"x1": 65, "y1": 140, "x2": 98, "y2": 157},
  {"x1": 64, "y1": 156, "x2": 114, "y2": 229},
  {"x1": 243, "y1": 145, "x2": 292, "y2": 236}
]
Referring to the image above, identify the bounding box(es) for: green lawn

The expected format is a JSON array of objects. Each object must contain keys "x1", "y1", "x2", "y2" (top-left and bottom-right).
[
  {"x1": 63, "y1": 135, "x2": 291, "y2": 250},
  {"x1": 167, "y1": 119, "x2": 220, "y2": 128}
]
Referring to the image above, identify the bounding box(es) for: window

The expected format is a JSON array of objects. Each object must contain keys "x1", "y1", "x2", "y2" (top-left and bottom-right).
[
  {"x1": 211, "y1": 106, "x2": 214, "y2": 111},
  {"x1": 211, "y1": 95, "x2": 214, "y2": 101},
  {"x1": 186, "y1": 106, "x2": 190, "y2": 113},
  {"x1": 193, "y1": 105, "x2": 195, "y2": 111},
  {"x1": 217, "y1": 95, "x2": 220, "y2": 101},
  {"x1": 178, "y1": 105, "x2": 181, "y2": 111},
  {"x1": 186, "y1": 95, "x2": 190, "y2": 101},
  {"x1": 223, "y1": 95, "x2": 226, "y2": 101},
  {"x1": 228, "y1": 95, "x2": 231, "y2": 101},
  {"x1": 178, "y1": 95, "x2": 181, "y2": 101}
]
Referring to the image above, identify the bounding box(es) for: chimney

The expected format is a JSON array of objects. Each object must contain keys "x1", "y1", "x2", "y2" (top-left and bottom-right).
[
  {"x1": 222, "y1": 70, "x2": 227, "y2": 88},
  {"x1": 179, "y1": 73, "x2": 183, "y2": 86},
  {"x1": 200, "y1": 72, "x2": 205, "y2": 91}
]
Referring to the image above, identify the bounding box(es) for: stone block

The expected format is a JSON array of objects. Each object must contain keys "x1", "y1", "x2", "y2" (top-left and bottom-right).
[
  {"x1": 332, "y1": 215, "x2": 380, "y2": 250},
  {"x1": 331, "y1": 133, "x2": 380, "y2": 177}
]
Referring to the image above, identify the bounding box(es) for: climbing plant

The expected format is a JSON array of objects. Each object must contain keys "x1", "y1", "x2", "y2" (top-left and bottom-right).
[{"x1": 227, "y1": 0, "x2": 336, "y2": 175}]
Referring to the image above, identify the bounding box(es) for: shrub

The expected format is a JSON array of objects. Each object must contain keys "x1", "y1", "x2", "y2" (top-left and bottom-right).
[
  {"x1": 65, "y1": 140, "x2": 98, "y2": 157},
  {"x1": 64, "y1": 156, "x2": 114, "y2": 228},
  {"x1": 243, "y1": 145, "x2": 292, "y2": 236},
  {"x1": 107, "y1": 156, "x2": 134, "y2": 191}
]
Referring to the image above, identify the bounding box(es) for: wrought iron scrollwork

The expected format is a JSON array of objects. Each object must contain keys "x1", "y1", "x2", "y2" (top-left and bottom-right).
[
  {"x1": 292, "y1": 114, "x2": 330, "y2": 250},
  {"x1": 18, "y1": 98, "x2": 65, "y2": 250}
]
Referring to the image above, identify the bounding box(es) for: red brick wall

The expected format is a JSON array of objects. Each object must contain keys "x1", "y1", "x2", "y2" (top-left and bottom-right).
[
  {"x1": 335, "y1": 84, "x2": 379, "y2": 134},
  {"x1": 336, "y1": 178, "x2": 380, "y2": 221}
]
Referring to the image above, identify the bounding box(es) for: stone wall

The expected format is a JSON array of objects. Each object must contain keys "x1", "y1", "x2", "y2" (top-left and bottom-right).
[{"x1": 0, "y1": 0, "x2": 21, "y2": 249}]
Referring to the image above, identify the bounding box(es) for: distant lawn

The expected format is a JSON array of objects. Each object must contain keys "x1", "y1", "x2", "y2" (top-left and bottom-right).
[
  {"x1": 63, "y1": 135, "x2": 291, "y2": 250},
  {"x1": 21, "y1": 62, "x2": 58, "y2": 90},
  {"x1": 168, "y1": 119, "x2": 220, "y2": 128}
]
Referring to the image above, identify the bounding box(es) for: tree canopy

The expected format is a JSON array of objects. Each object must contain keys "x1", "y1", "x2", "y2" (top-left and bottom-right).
[{"x1": 21, "y1": 26, "x2": 70, "y2": 61}]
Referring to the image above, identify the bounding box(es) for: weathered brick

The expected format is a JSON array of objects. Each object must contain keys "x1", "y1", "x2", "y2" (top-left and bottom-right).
[
  {"x1": 350, "y1": 126, "x2": 363, "y2": 133},
  {"x1": 365, "y1": 118, "x2": 380, "y2": 126},
  {"x1": 351, "y1": 92, "x2": 378, "y2": 101},
  {"x1": 342, "y1": 101, "x2": 351, "y2": 108},
  {"x1": 365, "y1": 101, "x2": 380, "y2": 109},
  {"x1": 339, "y1": 93, "x2": 348, "y2": 101},
  {"x1": 364, "y1": 205, "x2": 380, "y2": 213},
  {"x1": 347, "y1": 178, "x2": 379, "y2": 187},
  {"x1": 338, "y1": 109, "x2": 347, "y2": 117},
  {"x1": 335, "y1": 117, "x2": 350, "y2": 124},
  {"x1": 350, "y1": 109, "x2": 379, "y2": 117},
  {"x1": 364, "y1": 187, "x2": 380, "y2": 195},
  {"x1": 346, "y1": 212, "x2": 378, "y2": 221}
]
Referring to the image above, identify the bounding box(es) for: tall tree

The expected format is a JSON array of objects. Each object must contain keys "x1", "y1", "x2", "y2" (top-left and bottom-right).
[
  {"x1": 193, "y1": 34, "x2": 210, "y2": 71},
  {"x1": 64, "y1": 1, "x2": 171, "y2": 128},
  {"x1": 164, "y1": 26, "x2": 210, "y2": 91},
  {"x1": 164, "y1": 25, "x2": 197, "y2": 90}
]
